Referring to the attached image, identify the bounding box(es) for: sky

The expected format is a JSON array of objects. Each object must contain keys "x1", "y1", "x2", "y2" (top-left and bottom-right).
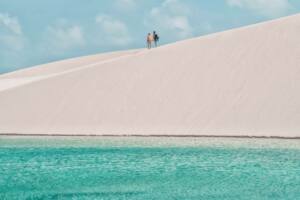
[{"x1": 1, "y1": 0, "x2": 300, "y2": 74}]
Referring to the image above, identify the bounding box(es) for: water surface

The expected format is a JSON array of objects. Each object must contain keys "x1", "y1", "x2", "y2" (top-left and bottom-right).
[{"x1": 0, "y1": 136, "x2": 299, "y2": 199}]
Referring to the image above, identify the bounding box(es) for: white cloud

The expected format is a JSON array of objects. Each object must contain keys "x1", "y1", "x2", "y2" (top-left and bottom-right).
[
  {"x1": 44, "y1": 21, "x2": 85, "y2": 53},
  {"x1": 226, "y1": 0, "x2": 291, "y2": 18},
  {"x1": 145, "y1": 0, "x2": 194, "y2": 41},
  {"x1": 0, "y1": 13, "x2": 24, "y2": 51},
  {"x1": 95, "y1": 14, "x2": 132, "y2": 46},
  {"x1": 0, "y1": 13, "x2": 22, "y2": 35}
]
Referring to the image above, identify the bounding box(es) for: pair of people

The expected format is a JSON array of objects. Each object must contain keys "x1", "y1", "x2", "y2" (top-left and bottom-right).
[{"x1": 147, "y1": 31, "x2": 159, "y2": 49}]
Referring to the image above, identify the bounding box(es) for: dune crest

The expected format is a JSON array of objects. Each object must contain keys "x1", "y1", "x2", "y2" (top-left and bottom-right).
[{"x1": 1, "y1": 14, "x2": 300, "y2": 137}]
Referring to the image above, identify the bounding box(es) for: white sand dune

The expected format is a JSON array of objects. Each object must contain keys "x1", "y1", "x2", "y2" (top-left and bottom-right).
[
  {"x1": 0, "y1": 49, "x2": 140, "y2": 91},
  {"x1": 0, "y1": 14, "x2": 300, "y2": 137}
]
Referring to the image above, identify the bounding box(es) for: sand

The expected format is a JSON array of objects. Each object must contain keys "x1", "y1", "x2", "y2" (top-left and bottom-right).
[{"x1": 0, "y1": 14, "x2": 300, "y2": 137}]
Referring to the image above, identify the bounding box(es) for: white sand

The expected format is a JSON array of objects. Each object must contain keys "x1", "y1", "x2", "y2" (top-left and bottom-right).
[
  {"x1": 0, "y1": 14, "x2": 300, "y2": 137},
  {"x1": 0, "y1": 49, "x2": 140, "y2": 91}
]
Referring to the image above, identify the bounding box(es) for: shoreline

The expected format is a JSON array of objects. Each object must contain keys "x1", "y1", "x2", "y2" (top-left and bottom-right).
[{"x1": 1, "y1": 133, "x2": 300, "y2": 140}]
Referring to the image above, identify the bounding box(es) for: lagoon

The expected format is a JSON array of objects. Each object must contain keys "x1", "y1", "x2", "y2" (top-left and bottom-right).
[{"x1": 0, "y1": 137, "x2": 299, "y2": 199}]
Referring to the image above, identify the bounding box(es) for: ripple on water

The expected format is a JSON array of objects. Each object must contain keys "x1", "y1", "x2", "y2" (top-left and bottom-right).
[{"x1": 0, "y1": 136, "x2": 299, "y2": 200}]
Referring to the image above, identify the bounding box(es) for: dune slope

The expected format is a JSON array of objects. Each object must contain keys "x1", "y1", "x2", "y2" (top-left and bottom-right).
[{"x1": 0, "y1": 14, "x2": 300, "y2": 137}]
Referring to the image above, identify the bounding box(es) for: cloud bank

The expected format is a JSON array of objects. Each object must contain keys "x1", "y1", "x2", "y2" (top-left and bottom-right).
[
  {"x1": 226, "y1": 0, "x2": 292, "y2": 18},
  {"x1": 96, "y1": 14, "x2": 132, "y2": 46},
  {"x1": 145, "y1": 0, "x2": 194, "y2": 41},
  {"x1": 45, "y1": 22, "x2": 85, "y2": 51},
  {"x1": 0, "y1": 13, "x2": 24, "y2": 51}
]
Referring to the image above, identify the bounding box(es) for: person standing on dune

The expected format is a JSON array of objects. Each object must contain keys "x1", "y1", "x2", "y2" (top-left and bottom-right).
[
  {"x1": 147, "y1": 33, "x2": 153, "y2": 49},
  {"x1": 153, "y1": 31, "x2": 159, "y2": 47}
]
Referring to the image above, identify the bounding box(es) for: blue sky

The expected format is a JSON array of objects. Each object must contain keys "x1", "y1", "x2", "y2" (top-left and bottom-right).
[{"x1": 1, "y1": 0, "x2": 300, "y2": 74}]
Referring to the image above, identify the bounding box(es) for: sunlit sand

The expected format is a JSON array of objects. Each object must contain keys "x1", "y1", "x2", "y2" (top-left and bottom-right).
[{"x1": 0, "y1": 14, "x2": 300, "y2": 137}]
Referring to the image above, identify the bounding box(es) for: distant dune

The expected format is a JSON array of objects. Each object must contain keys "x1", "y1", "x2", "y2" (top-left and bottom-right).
[{"x1": 0, "y1": 14, "x2": 300, "y2": 137}]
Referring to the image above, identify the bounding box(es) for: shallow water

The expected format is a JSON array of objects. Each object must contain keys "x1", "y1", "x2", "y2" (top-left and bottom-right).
[{"x1": 0, "y1": 136, "x2": 299, "y2": 200}]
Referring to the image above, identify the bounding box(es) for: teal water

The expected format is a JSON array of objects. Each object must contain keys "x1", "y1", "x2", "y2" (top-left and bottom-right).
[{"x1": 0, "y1": 137, "x2": 300, "y2": 200}]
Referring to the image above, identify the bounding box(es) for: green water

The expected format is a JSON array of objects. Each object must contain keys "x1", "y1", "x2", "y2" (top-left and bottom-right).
[{"x1": 0, "y1": 137, "x2": 300, "y2": 200}]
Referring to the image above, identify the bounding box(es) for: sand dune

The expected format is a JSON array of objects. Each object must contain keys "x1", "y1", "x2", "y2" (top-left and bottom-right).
[
  {"x1": 0, "y1": 49, "x2": 140, "y2": 91},
  {"x1": 0, "y1": 14, "x2": 300, "y2": 137}
]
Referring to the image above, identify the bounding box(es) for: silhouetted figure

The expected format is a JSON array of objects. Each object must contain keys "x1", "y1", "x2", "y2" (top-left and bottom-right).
[
  {"x1": 147, "y1": 33, "x2": 153, "y2": 49},
  {"x1": 153, "y1": 31, "x2": 159, "y2": 47}
]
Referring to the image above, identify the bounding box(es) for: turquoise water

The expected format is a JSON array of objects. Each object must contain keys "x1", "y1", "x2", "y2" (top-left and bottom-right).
[{"x1": 0, "y1": 137, "x2": 300, "y2": 200}]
